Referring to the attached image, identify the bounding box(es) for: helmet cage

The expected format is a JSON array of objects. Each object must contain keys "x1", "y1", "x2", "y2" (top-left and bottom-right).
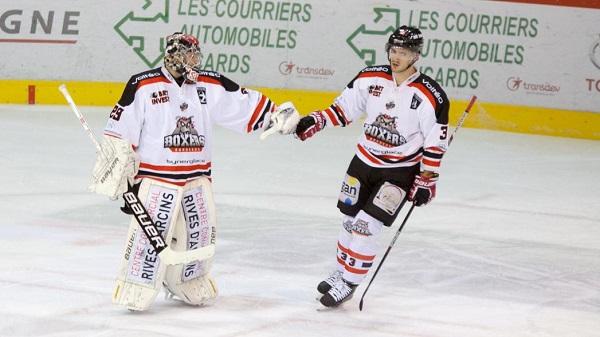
[{"x1": 164, "y1": 32, "x2": 202, "y2": 73}]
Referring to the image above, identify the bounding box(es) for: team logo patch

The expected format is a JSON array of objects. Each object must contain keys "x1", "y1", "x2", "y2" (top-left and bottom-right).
[
  {"x1": 368, "y1": 84, "x2": 383, "y2": 97},
  {"x1": 339, "y1": 174, "x2": 360, "y2": 206},
  {"x1": 364, "y1": 114, "x2": 407, "y2": 148},
  {"x1": 151, "y1": 90, "x2": 170, "y2": 104},
  {"x1": 373, "y1": 182, "x2": 406, "y2": 216},
  {"x1": 342, "y1": 218, "x2": 354, "y2": 234},
  {"x1": 410, "y1": 94, "x2": 422, "y2": 109},
  {"x1": 352, "y1": 219, "x2": 373, "y2": 236},
  {"x1": 164, "y1": 116, "x2": 205, "y2": 152},
  {"x1": 197, "y1": 87, "x2": 207, "y2": 104}
]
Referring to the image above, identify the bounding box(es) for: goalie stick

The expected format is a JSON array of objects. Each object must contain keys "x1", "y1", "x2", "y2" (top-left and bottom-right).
[
  {"x1": 58, "y1": 84, "x2": 215, "y2": 265},
  {"x1": 359, "y1": 95, "x2": 478, "y2": 311}
]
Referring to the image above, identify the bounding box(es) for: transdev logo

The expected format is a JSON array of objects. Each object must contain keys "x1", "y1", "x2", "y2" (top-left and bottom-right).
[
  {"x1": 278, "y1": 60, "x2": 335, "y2": 79},
  {"x1": 506, "y1": 76, "x2": 560, "y2": 96}
]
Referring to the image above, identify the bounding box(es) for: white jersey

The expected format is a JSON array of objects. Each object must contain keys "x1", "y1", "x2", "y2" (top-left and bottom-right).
[
  {"x1": 104, "y1": 66, "x2": 273, "y2": 185},
  {"x1": 319, "y1": 65, "x2": 450, "y2": 173}
]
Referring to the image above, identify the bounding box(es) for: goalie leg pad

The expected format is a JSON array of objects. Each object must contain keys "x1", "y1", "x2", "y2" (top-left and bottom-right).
[
  {"x1": 112, "y1": 178, "x2": 183, "y2": 311},
  {"x1": 164, "y1": 177, "x2": 218, "y2": 305}
]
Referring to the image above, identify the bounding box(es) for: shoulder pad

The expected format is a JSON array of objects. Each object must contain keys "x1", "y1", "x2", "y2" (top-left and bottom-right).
[
  {"x1": 118, "y1": 68, "x2": 166, "y2": 107},
  {"x1": 409, "y1": 74, "x2": 449, "y2": 123},
  {"x1": 347, "y1": 65, "x2": 392, "y2": 88},
  {"x1": 195, "y1": 69, "x2": 240, "y2": 92}
]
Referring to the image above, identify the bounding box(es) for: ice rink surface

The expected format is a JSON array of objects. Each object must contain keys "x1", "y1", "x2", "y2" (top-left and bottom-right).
[{"x1": 0, "y1": 104, "x2": 599, "y2": 337}]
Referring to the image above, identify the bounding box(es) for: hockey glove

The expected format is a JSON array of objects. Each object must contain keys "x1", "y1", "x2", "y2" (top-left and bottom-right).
[
  {"x1": 295, "y1": 112, "x2": 326, "y2": 141},
  {"x1": 89, "y1": 136, "x2": 139, "y2": 200},
  {"x1": 408, "y1": 172, "x2": 438, "y2": 206},
  {"x1": 260, "y1": 102, "x2": 301, "y2": 140}
]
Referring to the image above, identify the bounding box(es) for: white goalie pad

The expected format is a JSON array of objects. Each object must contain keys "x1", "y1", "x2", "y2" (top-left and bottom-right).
[
  {"x1": 89, "y1": 136, "x2": 139, "y2": 200},
  {"x1": 260, "y1": 101, "x2": 301, "y2": 140},
  {"x1": 164, "y1": 177, "x2": 218, "y2": 305},
  {"x1": 112, "y1": 178, "x2": 183, "y2": 311}
]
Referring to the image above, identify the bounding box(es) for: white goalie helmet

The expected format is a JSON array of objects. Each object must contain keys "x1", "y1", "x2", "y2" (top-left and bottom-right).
[{"x1": 164, "y1": 32, "x2": 202, "y2": 74}]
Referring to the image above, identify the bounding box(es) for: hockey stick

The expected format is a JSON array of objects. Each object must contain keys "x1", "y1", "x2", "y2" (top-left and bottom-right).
[
  {"x1": 122, "y1": 183, "x2": 215, "y2": 265},
  {"x1": 359, "y1": 95, "x2": 478, "y2": 311},
  {"x1": 58, "y1": 84, "x2": 215, "y2": 265},
  {"x1": 58, "y1": 84, "x2": 104, "y2": 154}
]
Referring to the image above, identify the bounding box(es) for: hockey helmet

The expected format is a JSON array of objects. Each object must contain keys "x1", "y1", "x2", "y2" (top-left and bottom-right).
[
  {"x1": 164, "y1": 32, "x2": 202, "y2": 74},
  {"x1": 385, "y1": 26, "x2": 423, "y2": 54}
]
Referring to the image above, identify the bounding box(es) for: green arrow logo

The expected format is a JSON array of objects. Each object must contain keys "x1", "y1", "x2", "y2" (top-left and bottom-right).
[
  {"x1": 114, "y1": 0, "x2": 170, "y2": 68},
  {"x1": 346, "y1": 8, "x2": 400, "y2": 66}
]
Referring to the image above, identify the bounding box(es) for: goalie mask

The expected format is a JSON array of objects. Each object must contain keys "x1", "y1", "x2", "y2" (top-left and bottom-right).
[
  {"x1": 164, "y1": 32, "x2": 202, "y2": 74},
  {"x1": 385, "y1": 26, "x2": 424, "y2": 54}
]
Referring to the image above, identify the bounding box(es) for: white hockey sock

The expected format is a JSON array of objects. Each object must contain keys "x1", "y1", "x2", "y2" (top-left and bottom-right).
[
  {"x1": 335, "y1": 215, "x2": 354, "y2": 272},
  {"x1": 343, "y1": 210, "x2": 383, "y2": 285}
]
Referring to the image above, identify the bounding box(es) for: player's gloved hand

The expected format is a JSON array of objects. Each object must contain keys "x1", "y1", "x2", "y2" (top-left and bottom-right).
[
  {"x1": 295, "y1": 112, "x2": 326, "y2": 141},
  {"x1": 408, "y1": 172, "x2": 438, "y2": 206},
  {"x1": 89, "y1": 136, "x2": 139, "y2": 200},
  {"x1": 260, "y1": 102, "x2": 300, "y2": 140}
]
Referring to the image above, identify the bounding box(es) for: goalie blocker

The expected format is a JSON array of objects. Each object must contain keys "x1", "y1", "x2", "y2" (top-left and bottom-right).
[{"x1": 113, "y1": 177, "x2": 217, "y2": 311}]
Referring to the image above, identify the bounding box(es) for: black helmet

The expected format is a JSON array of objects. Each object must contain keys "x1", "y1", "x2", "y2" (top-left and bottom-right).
[{"x1": 385, "y1": 26, "x2": 423, "y2": 54}]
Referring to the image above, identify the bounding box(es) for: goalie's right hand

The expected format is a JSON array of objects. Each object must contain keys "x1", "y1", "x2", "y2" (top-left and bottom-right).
[
  {"x1": 89, "y1": 136, "x2": 139, "y2": 200},
  {"x1": 260, "y1": 101, "x2": 300, "y2": 140}
]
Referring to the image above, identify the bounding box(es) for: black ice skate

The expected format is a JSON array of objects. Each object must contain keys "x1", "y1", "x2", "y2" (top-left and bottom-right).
[
  {"x1": 317, "y1": 270, "x2": 343, "y2": 294},
  {"x1": 319, "y1": 278, "x2": 357, "y2": 307}
]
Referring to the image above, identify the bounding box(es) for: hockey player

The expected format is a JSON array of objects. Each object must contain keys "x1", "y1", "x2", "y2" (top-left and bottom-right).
[
  {"x1": 89, "y1": 32, "x2": 298, "y2": 311},
  {"x1": 294, "y1": 26, "x2": 450, "y2": 307}
]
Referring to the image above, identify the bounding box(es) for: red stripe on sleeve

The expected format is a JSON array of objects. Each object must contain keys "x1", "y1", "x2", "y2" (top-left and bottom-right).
[
  {"x1": 422, "y1": 158, "x2": 440, "y2": 167},
  {"x1": 247, "y1": 95, "x2": 267, "y2": 133},
  {"x1": 323, "y1": 108, "x2": 339, "y2": 126}
]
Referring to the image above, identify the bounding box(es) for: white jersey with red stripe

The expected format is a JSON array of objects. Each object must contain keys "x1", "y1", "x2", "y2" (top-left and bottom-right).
[
  {"x1": 104, "y1": 66, "x2": 273, "y2": 185},
  {"x1": 319, "y1": 65, "x2": 450, "y2": 173}
]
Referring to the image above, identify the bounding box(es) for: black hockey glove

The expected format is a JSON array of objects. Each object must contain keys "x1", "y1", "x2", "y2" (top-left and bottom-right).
[
  {"x1": 408, "y1": 172, "x2": 438, "y2": 206},
  {"x1": 295, "y1": 112, "x2": 326, "y2": 141}
]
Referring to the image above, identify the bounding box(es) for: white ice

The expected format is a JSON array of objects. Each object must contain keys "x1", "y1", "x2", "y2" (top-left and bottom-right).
[{"x1": 0, "y1": 104, "x2": 599, "y2": 337}]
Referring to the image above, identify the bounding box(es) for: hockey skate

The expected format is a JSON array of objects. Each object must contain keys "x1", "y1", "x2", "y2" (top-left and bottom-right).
[
  {"x1": 319, "y1": 278, "x2": 357, "y2": 307},
  {"x1": 317, "y1": 270, "x2": 343, "y2": 294}
]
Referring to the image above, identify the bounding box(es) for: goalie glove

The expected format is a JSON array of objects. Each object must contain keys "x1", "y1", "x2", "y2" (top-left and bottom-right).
[
  {"x1": 89, "y1": 136, "x2": 139, "y2": 200},
  {"x1": 295, "y1": 112, "x2": 326, "y2": 141},
  {"x1": 260, "y1": 102, "x2": 301, "y2": 140},
  {"x1": 408, "y1": 172, "x2": 438, "y2": 207}
]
